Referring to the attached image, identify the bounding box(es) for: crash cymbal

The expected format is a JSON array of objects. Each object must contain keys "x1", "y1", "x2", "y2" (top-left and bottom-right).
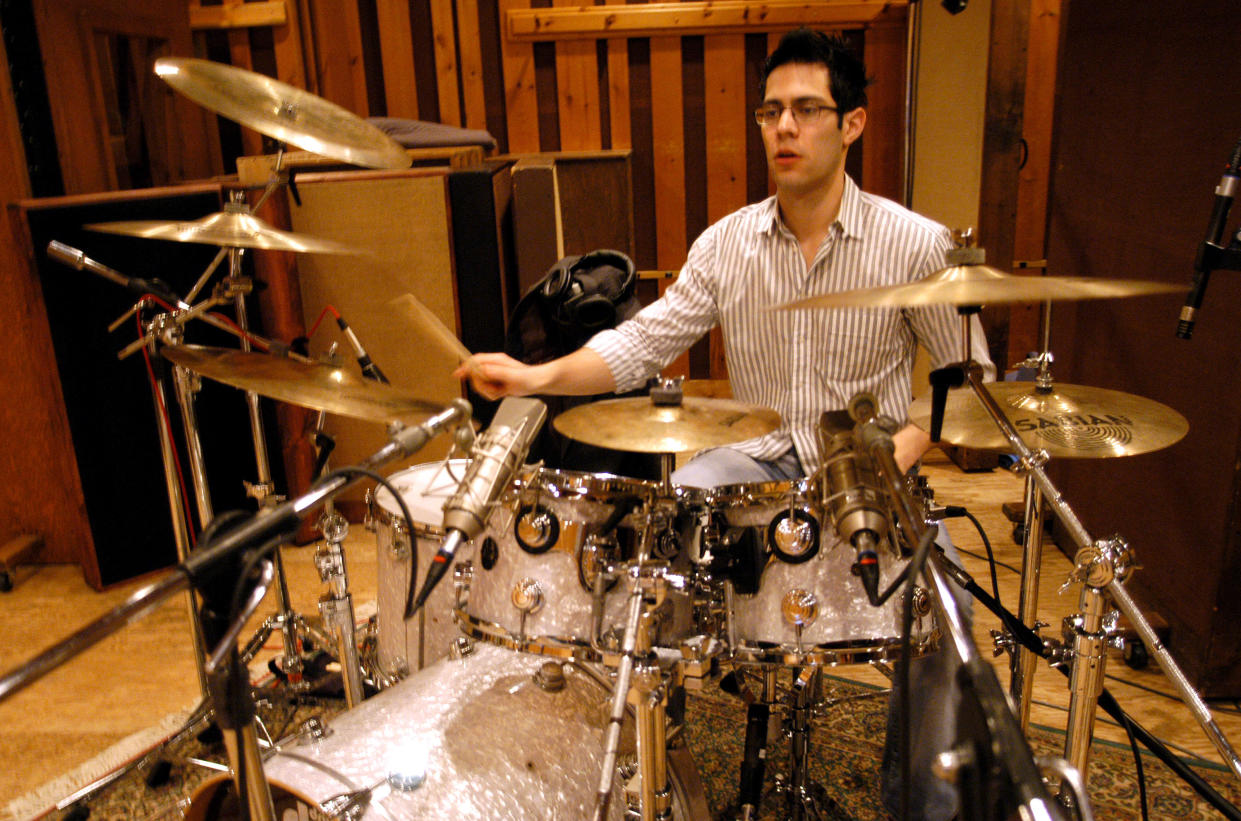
[
  {"x1": 84, "y1": 207, "x2": 357, "y2": 254},
  {"x1": 163, "y1": 345, "x2": 442, "y2": 423},
  {"x1": 772, "y1": 263, "x2": 1183, "y2": 311},
  {"x1": 553, "y1": 396, "x2": 782, "y2": 453},
  {"x1": 153, "y1": 57, "x2": 411, "y2": 170},
  {"x1": 908, "y1": 381, "x2": 1188, "y2": 458}
]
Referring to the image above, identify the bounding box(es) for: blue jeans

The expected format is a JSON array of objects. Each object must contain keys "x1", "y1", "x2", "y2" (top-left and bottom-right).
[{"x1": 673, "y1": 447, "x2": 969, "y2": 821}]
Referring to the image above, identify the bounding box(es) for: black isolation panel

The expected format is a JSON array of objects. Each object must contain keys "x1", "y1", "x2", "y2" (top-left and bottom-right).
[{"x1": 25, "y1": 192, "x2": 285, "y2": 586}]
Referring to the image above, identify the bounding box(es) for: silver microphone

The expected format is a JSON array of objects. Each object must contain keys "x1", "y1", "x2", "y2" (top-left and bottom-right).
[
  {"x1": 820, "y1": 394, "x2": 889, "y2": 605},
  {"x1": 410, "y1": 396, "x2": 547, "y2": 614}
]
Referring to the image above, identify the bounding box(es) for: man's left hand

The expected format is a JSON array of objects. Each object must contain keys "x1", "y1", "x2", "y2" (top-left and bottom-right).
[{"x1": 893, "y1": 424, "x2": 933, "y2": 473}]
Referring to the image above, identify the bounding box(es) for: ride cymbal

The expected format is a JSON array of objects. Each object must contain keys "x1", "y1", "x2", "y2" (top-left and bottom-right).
[
  {"x1": 553, "y1": 396, "x2": 781, "y2": 454},
  {"x1": 163, "y1": 345, "x2": 442, "y2": 423},
  {"x1": 153, "y1": 57, "x2": 411, "y2": 170},
  {"x1": 84, "y1": 207, "x2": 358, "y2": 254},
  {"x1": 908, "y1": 381, "x2": 1189, "y2": 458},
  {"x1": 772, "y1": 264, "x2": 1183, "y2": 310}
]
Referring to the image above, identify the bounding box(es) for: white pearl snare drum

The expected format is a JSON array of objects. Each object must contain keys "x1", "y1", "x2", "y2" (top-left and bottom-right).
[{"x1": 705, "y1": 478, "x2": 938, "y2": 666}]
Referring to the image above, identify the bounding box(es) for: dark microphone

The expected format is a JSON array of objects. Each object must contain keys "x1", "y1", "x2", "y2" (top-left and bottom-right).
[
  {"x1": 336, "y1": 314, "x2": 388, "y2": 383},
  {"x1": 408, "y1": 396, "x2": 547, "y2": 616},
  {"x1": 820, "y1": 396, "x2": 888, "y2": 606},
  {"x1": 47, "y1": 241, "x2": 185, "y2": 307},
  {"x1": 1177, "y1": 136, "x2": 1241, "y2": 339}
]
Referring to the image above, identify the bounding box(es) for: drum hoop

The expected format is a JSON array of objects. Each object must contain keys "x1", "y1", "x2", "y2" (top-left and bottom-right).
[
  {"x1": 368, "y1": 498, "x2": 446, "y2": 539},
  {"x1": 452, "y1": 606, "x2": 603, "y2": 663},
  {"x1": 370, "y1": 460, "x2": 468, "y2": 532},
  {"x1": 184, "y1": 773, "x2": 325, "y2": 821},
  {"x1": 702, "y1": 477, "x2": 820, "y2": 509},
  {"x1": 727, "y1": 629, "x2": 941, "y2": 667},
  {"x1": 515, "y1": 466, "x2": 659, "y2": 502}
]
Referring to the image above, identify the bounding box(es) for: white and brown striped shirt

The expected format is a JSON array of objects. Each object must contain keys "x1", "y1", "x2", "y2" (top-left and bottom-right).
[{"x1": 587, "y1": 176, "x2": 995, "y2": 474}]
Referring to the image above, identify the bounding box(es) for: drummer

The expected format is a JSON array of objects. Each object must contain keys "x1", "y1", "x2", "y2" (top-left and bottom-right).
[{"x1": 457, "y1": 28, "x2": 994, "y2": 821}]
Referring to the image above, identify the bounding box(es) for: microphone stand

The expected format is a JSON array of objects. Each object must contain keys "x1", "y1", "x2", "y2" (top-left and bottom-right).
[
  {"x1": 932, "y1": 308, "x2": 1241, "y2": 788},
  {"x1": 853, "y1": 404, "x2": 1075, "y2": 821},
  {"x1": 0, "y1": 401, "x2": 467, "y2": 813}
]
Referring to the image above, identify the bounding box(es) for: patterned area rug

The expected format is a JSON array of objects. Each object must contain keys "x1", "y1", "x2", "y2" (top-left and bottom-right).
[{"x1": 18, "y1": 667, "x2": 1241, "y2": 820}]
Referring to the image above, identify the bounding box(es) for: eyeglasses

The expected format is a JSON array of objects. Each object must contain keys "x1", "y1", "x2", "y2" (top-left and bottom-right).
[{"x1": 753, "y1": 102, "x2": 838, "y2": 127}]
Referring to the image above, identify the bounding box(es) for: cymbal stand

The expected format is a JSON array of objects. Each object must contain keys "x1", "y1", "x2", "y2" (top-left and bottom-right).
[
  {"x1": 937, "y1": 309, "x2": 1241, "y2": 786},
  {"x1": 1006, "y1": 299, "x2": 1056, "y2": 731},
  {"x1": 143, "y1": 316, "x2": 210, "y2": 700},
  {"x1": 218, "y1": 189, "x2": 309, "y2": 688},
  {"x1": 310, "y1": 403, "x2": 368, "y2": 708},
  {"x1": 592, "y1": 501, "x2": 685, "y2": 821}
]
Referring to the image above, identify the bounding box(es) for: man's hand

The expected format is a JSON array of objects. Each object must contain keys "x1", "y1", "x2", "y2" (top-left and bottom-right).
[
  {"x1": 453, "y1": 348, "x2": 617, "y2": 400},
  {"x1": 453, "y1": 352, "x2": 536, "y2": 400},
  {"x1": 893, "y1": 423, "x2": 933, "y2": 473}
]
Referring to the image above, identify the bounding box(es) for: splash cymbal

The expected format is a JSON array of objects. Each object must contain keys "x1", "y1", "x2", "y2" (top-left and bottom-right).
[
  {"x1": 908, "y1": 381, "x2": 1188, "y2": 458},
  {"x1": 153, "y1": 57, "x2": 411, "y2": 170},
  {"x1": 163, "y1": 345, "x2": 442, "y2": 423},
  {"x1": 772, "y1": 263, "x2": 1182, "y2": 310},
  {"x1": 84, "y1": 207, "x2": 358, "y2": 254},
  {"x1": 553, "y1": 395, "x2": 781, "y2": 454}
]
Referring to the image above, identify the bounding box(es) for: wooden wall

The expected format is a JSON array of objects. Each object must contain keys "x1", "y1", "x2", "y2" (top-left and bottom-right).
[{"x1": 191, "y1": 0, "x2": 912, "y2": 273}]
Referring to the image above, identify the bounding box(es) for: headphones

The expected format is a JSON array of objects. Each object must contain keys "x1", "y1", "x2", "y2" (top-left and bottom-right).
[{"x1": 540, "y1": 249, "x2": 637, "y2": 331}]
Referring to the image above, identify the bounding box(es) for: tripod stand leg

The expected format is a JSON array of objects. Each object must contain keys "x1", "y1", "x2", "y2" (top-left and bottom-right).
[
  {"x1": 1010, "y1": 477, "x2": 1046, "y2": 731},
  {"x1": 1062, "y1": 582, "x2": 1108, "y2": 784}
]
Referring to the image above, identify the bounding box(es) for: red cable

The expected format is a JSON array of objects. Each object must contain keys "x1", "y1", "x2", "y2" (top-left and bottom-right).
[{"x1": 307, "y1": 304, "x2": 341, "y2": 339}]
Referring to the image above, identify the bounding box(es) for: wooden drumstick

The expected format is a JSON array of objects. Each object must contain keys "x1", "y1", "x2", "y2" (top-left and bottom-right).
[{"x1": 389, "y1": 292, "x2": 474, "y2": 365}]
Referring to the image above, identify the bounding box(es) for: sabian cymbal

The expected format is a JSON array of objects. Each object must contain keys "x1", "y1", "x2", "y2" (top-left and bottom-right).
[
  {"x1": 84, "y1": 208, "x2": 358, "y2": 254},
  {"x1": 153, "y1": 57, "x2": 411, "y2": 170},
  {"x1": 772, "y1": 264, "x2": 1183, "y2": 310},
  {"x1": 908, "y1": 382, "x2": 1189, "y2": 458},
  {"x1": 163, "y1": 345, "x2": 441, "y2": 423},
  {"x1": 554, "y1": 396, "x2": 782, "y2": 453}
]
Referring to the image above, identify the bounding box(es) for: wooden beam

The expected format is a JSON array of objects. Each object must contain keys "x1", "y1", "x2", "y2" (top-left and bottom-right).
[
  {"x1": 554, "y1": 0, "x2": 601, "y2": 150},
  {"x1": 376, "y1": 0, "x2": 419, "y2": 119},
  {"x1": 604, "y1": 0, "x2": 631, "y2": 150},
  {"x1": 1009, "y1": 0, "x2": 1063, "y2": 364},
  {"x1": 506, "y1": 1, "x2": 904, "y2": 41},
  {"x1": 457, "y1": 0, "x2": 489, "y2": 130},
  {"x1": 499, "y1": 0, "x2": 540, "y2": 152},
  {"x1": 430, "y1": 0, "x2": 461, "y2": 125},
  {"x1": 190, "y1": 1, "x2": 288, "y2": 30}
]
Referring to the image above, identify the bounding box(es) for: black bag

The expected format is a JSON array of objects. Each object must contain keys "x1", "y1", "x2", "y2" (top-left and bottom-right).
[{"x1": 505, "y1": 250, "x2": 659, "y2": 479}]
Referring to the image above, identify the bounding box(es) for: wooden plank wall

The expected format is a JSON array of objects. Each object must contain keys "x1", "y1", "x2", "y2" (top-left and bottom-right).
[{"x1": 191, "y1": 1, "x2": 910, "y2": 285}]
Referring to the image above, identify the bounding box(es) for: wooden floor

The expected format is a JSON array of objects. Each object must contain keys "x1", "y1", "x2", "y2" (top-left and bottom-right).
[{"x1": 2, "y1": 450, "x2": 1240, "y2": 814}]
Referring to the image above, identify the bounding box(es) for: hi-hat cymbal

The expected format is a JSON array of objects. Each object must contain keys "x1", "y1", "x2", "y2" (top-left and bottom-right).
[
  {"x1": 83, "y1": 209, "x2": 357, "y2": 254},
  {"x1": 163, "y1": 345, "x2": 442, "y2": 423},
  {"x1": 772, "y1": 263, "x2": 1183, "y2": 311},
  {"x1": 553, "y1": 396, "x2": 782, "y2": 453},
  {"x1": 908, "y1": 381, "x2": 1188, "y2": 458},
  {"x1": 153, "y1": 57, "x2": 411, "y2": 171}
]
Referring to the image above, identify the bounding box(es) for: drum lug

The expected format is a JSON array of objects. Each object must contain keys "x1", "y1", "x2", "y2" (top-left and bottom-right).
[
  {"x1": 453, "y1": 561, "x2": 473, "y2": 608},
  {"x1": 450, "y1": 635, "x2": 475, "y2": 659},
  {"x1": 389, "y1": 526, "x2": 410, "y2": 561},
  {"x1": 362, "y1": 487, "x2": 376, "y2": 533}
]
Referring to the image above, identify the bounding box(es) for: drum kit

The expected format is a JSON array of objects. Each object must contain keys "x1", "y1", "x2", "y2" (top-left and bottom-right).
[{"x1": 3, "y1": 56, "x2": 1241, "y2": 821}]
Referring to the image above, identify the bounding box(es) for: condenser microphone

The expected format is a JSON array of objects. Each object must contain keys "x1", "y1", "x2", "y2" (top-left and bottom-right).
[
  {"x1": 1177, "y1": 135, "x2": 1241, "y2": 339},
  {"x1": 409, "y1": 396, "x2": 547, "y2": 615},
  {"x1": 820, "y1": 398, "x2": 888, "y2": 606},
  {"x1": 336, "y1": 314, "x2": 388, "y2": 383}
]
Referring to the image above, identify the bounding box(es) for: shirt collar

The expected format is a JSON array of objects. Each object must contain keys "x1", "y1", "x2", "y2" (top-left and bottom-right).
[{"x1": 756, "y1": 174, "x2": 865, "y2": 240}]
